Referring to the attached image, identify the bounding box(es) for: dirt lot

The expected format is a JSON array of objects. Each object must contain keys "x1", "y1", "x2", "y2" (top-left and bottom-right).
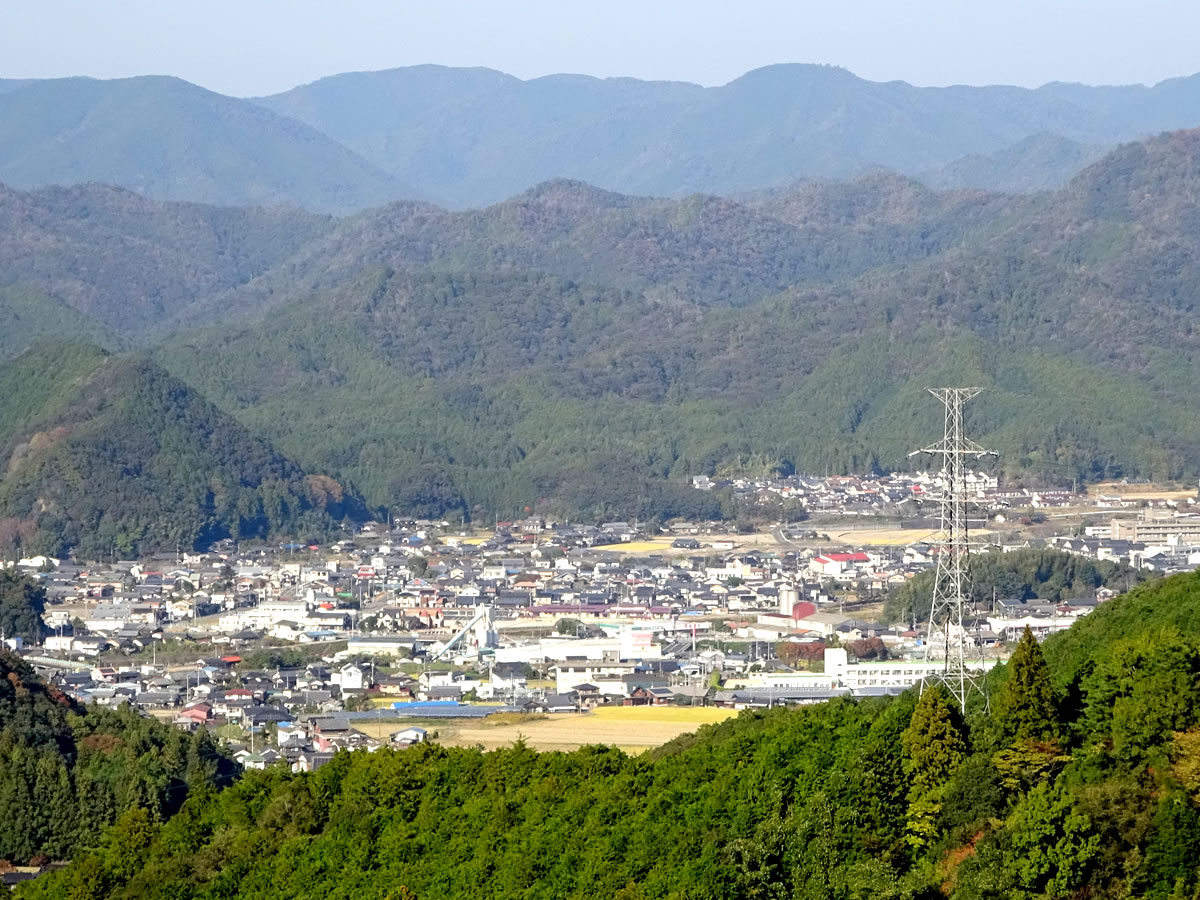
[{"x1": 355, "y1": 706, "x2": 735, "y2": 754}]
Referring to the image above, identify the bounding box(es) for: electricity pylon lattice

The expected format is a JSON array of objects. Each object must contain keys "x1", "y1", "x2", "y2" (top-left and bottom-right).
[{"x1": 909, "y1": 387, "x2": 997, "y2": 709}]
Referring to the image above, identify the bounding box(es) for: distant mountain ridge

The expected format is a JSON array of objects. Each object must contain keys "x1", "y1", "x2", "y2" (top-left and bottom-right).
[
  {"x1": 257, "y1": 63, "x2": 1200, "y2": 205},
  {"x1": 0, "y1": 76, "x2": 411, "y2": 212},
  {"x1": 1, "y1": 65, "x2": 1199, "y2": 209}
]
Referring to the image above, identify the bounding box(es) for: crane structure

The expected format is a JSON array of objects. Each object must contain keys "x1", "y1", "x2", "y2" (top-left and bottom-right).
[{"x1": 909, "y1": 387, "x2": 997, "y2": 709}]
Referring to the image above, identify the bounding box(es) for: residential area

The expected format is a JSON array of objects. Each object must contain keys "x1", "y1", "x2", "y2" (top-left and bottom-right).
[{"x1": 5, "y1": 472, "x2": 1199, "y2": 763}]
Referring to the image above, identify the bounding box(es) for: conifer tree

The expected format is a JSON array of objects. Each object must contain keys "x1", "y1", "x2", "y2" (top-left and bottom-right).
[
  {"x1": 994, "y1": 626, "x2": 1058, "y2": 744},
  {"x1": 902, "y1": 685, "x2": 968, "y2": 795},
  {"x1": 901, "y1": 685, "x2": 968, "y2": 849}
]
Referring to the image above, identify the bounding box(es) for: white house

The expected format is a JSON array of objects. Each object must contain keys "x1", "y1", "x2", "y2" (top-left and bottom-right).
[{"x1": 334, "y1": 664, "x2": 366, "y2": 693}]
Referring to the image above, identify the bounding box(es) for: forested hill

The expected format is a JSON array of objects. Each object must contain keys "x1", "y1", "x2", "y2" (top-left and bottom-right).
[
  {"x1": 2, "y1": 131, "x2": 1200, "y2": 522},
  {"x1": 0, "y1": 182, "x2": 334, "y2": 339},
  {"x1": 19, "y1": 569, "x2": 1200, "y2": 899},
  {"x1": 0, "y1": 650, "x2": 236, "y2": 865},
  {"x1": 154, "y1": 130, "x2": 1200, "y2": 517},
  {"x1": 0, "y1": 343, "x2": 363, "y2": 557}
]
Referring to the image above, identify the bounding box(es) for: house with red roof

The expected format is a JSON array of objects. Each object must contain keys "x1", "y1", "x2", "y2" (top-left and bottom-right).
[{"x1": 808, "y1": 552, "x2": 871, "y2": 578}]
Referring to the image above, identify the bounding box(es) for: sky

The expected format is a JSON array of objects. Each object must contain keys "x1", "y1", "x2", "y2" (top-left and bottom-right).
[{"x1": 2, "y1": 0, "x2": 1199, "y2": 97}]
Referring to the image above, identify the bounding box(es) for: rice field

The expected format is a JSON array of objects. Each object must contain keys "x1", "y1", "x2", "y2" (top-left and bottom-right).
[
  {"x1": 1084, "y1": 482, "x2": 1195, "y2": 504},
  {"x1": 354, "y1": 706, "x2": 736, "y2": 753},
  {"x1": 832, "y1": 528, "x2": 995, "y2": 546},
  {"x1": 592, "y1": 540, "x2": 676, "y2": 553}
]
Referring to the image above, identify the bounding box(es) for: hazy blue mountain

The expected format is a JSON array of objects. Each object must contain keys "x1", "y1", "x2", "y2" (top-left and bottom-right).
[
  {"x1": 258, "y1": 64, "x2": 1200, "y2": 206},
  {"x1": 0, "y1": 78, "x2": 35, "y2": 95},
  {"x1": 920, "y1": 132, "x2": 1110, "y2": 191},
  {"x1": 0, "y1": 76, "x2": 411, "y2": 212}
]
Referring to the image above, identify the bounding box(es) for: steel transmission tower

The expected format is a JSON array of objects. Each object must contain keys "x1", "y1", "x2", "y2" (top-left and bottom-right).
[{"x1": 909, "y1": 387, "x2": 996, "y2": 708}]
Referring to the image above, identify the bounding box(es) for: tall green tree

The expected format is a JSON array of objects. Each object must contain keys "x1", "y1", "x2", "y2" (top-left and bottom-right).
[
  {"x1": 0, "y1": 571, "x2": 46, "y2": 642},
  {"x1": 994, "y1": 626, "x2": 1058, "y2": 745},
  {"x1": 901, "y1": 685, "x2": 968, "y2": 849}
]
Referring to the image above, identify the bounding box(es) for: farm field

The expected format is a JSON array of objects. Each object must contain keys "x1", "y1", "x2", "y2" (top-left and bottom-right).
[
  {"x1": 830, "y1": 527, "x2": 995, "y2": 546},
  {"x1": 593, "y1": 531, "x2": 782, "y2": 555},
  {"x1": 354, "y1": 706, "x2": 736, "y2": 753},
  {"x1": 1088, "y1": 482, "x2": 1197, "y2": 501}
]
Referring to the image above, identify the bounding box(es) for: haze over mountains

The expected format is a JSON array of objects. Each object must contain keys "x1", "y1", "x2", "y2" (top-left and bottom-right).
[
  {"x1": 2, "y1": 65, "x2": 1200, "y2": 209},
  {"x1": 4, "y1": 124, "x2": 1200, "y2": 552}
]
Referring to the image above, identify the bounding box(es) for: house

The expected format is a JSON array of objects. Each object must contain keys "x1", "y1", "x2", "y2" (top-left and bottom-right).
[
  {"x1": 175, "y1": 703, "x2": 212, "y2": 730},
  {"x1": 490, "y1": 662, "x2": 528, "y2": 693},
  {"x1": 334, "y1": 663, "x2": 366, "y2": 693},
  {"x1": 294, "y1": 750, "x2": 335, "y2": 773},
  {"x1": 391, "y1": 727, "x2": 428, "y2": 746},
  {"x1": 809, "y1": 552, "x2": 871, "y2": 578}
]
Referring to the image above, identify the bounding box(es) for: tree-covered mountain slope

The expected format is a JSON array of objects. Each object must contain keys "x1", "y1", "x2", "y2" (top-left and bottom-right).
[
  {"x1": 919, "y1": 132, "x2": 1110, "y2": 192},
  {"x1": 20, "y1": 569, "x2": 1200, "y2": 899},
  {"x1": 0, "y1": 76, "x2": 411, "y2": 212},
  {"x1": 152, "y1": 130, "x2": 1200, "y2": 517},
  {"x1": 0, "y1": 650, "x2": 236, "y2": 865},
  {"x1": 257, "y1": 64, "x2": 1200, "y2": 206},
  {"x1": 0, "y1": 182, "x2": 335, "y2": 343},
  {"x1": 0, "y1": 343, "x2": 362, "y2": 557},
  {"x1": 4, "y1": 129, "x2": 1200, "y2": 523}
]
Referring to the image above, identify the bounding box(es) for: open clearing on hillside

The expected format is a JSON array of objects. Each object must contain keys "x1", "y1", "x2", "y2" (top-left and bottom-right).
[{"x1": 355, "y1": 706, "x2": 735, "y2": 753}]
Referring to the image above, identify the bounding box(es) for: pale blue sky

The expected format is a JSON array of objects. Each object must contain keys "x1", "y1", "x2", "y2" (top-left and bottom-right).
[{"x1": 3, "y1": 0, "x2": 1199, "y2": 96}]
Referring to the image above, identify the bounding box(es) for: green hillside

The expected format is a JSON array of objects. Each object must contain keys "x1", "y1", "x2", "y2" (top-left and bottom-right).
[
  {"x1": 0, "y1": 649, "x2": 236, "y2": 864},
  {"x1": 149, "y1": 131, "x2": 1200, "y2": 517},
  {"x1": 0, "y1": 76, "x2": 410, "y2": 212},
  {"x1": 3, "y1": 131, "x2": 1200, "y2": 525},
  {"x1": 0, "y1": 182, "x2": 335, "y2": 339},
  {"x1": 19, "y1": 570, "x2": 1200, "y2": 899},
  {"x1": 0, "y1": 285, "x2": 115, "y2": 360},
  {"x1": 0, "y1": 343, "x2": 362, "y2": 557}
]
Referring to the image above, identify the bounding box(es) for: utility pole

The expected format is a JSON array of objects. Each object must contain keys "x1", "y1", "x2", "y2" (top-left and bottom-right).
[{"x1": 909, "y1": 387, "x2": 996, "y2": 710}]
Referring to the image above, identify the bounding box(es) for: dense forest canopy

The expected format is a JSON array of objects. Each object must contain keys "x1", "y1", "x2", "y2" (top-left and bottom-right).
[
  {"x1": 0, "y1": 343, "x2": 364, "y2": 557},
  {"x1": 883, "y1": 548, "x2": 1151, "y2": 625},
  {"x1": 0, "y1": 652, "x2": 236, "y2": 866},
  {"x1": 14, "y1": 569, "x2": 1200, "y2": 899},
  {"x1": 3, "y1": 130, "x2": 1200, "y2": 540}
]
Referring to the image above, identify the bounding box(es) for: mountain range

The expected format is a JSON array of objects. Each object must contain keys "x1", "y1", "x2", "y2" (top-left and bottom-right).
[
  {"x1": 3, "y1": 127, "x2": 1200, "y2": 550},
  {"x1": 1, "y1": 65, "x2": 1200, "y2": 209}
]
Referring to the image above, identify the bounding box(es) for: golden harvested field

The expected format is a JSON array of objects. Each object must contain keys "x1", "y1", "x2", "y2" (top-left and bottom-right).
[
  {"x1": 592, "y1": 532, "x2": 780, "y2": 556},
  {"x1": 355, "y1": 707, "x2": 735, "y2": 753},
  {"x1": 832, "y1": 527, "x2": 994, "y2": 546},
  {"x1": 592, "y1": 540, "x2": 677, "y2": 553},
  {"x1": 1088, "y1": 482, "x2": 1196, "y2": 501}
]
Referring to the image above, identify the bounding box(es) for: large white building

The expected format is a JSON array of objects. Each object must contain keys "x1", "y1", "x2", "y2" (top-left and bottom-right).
[{"x1": 823, "y1": 648, "x2": 997, "y2": 691}]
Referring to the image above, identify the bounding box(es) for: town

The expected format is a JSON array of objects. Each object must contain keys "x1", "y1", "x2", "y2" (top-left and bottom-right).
[{"x1": 4, "y1": 470, "x2": 1198, "y2": 769}]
